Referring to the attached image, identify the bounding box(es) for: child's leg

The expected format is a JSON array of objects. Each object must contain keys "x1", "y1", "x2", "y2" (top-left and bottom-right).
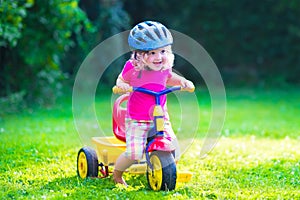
[
  {"x1": 113, "y1": 152, "x2": 135, "y2": 186},
  {"x1": 113, "y1": 120, "x2": 150, "y2": 186},
  {"x1": 165, "y1": 120, "x2": 181, "y2": 160}
]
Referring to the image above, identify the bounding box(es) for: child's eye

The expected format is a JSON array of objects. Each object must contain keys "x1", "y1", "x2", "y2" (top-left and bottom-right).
[
  {"x1": 149, "y1": 51, "x2": 155, "y2": 55},
  {"x1": 161, "y1": 50, "x2": 166, "y2": 54}
]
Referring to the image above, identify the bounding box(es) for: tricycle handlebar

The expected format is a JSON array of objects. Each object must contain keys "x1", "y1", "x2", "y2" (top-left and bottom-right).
[{"x1": 112, "y1": 85, "x2": 195, "y2": 95}]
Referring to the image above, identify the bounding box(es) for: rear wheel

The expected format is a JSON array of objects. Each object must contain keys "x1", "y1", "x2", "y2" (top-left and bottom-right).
[
  {"x1": 77, "y1": 147, "x2": 98, "y2": 178},
  {"x1": 147, "y1": 151, "x2": 177, "y2": 191}
]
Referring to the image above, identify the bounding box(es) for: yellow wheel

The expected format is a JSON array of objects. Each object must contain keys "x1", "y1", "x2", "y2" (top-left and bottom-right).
[
  {"x1": 147, "y1": 151, "x2": 177, "y2": 191},
  {"x1": 77, "y1": 151, "x2": 88, "y2": 178},
  {"x1": 77, "y1": 147, "x2": 98, "y2": 178}
]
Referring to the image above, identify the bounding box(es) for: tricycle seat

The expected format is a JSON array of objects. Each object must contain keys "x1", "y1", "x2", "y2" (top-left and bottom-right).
[{"x1": 112, "y1": 94, "x2": 128, "y2": 142}]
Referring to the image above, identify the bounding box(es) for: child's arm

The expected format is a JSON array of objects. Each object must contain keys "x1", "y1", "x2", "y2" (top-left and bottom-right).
[
  {"x1": 116, "y1": 74, "x2": 131, "y2": 91},
  {"x1": 167, "y1": 72, "x2": 195, "y2": 89}
]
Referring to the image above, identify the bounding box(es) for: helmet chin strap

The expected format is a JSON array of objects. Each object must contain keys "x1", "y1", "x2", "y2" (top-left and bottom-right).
[
  {"x1": 137, "y1": 71, "x2": 142, "y2": 79},
  {"x1": 144, "y1": 66, "x2": 152, "y2": 71}
]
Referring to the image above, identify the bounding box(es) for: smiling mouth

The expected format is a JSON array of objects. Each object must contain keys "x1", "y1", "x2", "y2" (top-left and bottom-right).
[{"x1": 153, "y1": 61, "x2": 162, "y2": 65}]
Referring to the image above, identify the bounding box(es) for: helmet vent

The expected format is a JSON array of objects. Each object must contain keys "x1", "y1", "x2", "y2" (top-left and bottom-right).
[
  {"x1": 145, "y1": 21, "x2": 153, "y2": 26},
  {"x1": 137, "y1": 25, "x2": 144, "y2": 30},
  {"x1": 144, "y1": 30, "x2": 156, "y2": 41},
  {"x1": 131, "y1": 30, "x2": 136, "y2": 36},
  {"x1": 162, "y1": 27, "x2": 168, "y2": 38},
  {"x1": 137, "y1": 37, "x2": 146, "y2": 43},
  {"x1": 154, "y1": 28, "x2": 162, "y2": 40}
]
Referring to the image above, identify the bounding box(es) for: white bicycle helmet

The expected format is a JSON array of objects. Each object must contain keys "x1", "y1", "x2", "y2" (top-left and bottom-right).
[{"x1": 128, "y1": 21, "x2": 173, "y2": 51}]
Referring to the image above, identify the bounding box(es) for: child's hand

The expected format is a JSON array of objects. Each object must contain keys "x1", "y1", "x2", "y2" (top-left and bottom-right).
[
  {"x1": 179, "y1": 79, "x2": 195, "y2": 92},
  {"x1": 116, "y1": 82, "x2": 131, "y2": 92},
  {"x1": 180, "y1": 79, "x2": 195, "y2": 90}
]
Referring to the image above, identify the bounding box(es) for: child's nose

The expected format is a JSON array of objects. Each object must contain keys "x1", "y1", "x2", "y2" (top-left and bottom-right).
[{"x1": 156, "y1": 53, "x2": 162, "y2": 59}]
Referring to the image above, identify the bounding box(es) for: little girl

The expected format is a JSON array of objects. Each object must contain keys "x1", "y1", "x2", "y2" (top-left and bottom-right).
[{"x1": 113, "y1": 21, "x2": 194, "y2": 186}]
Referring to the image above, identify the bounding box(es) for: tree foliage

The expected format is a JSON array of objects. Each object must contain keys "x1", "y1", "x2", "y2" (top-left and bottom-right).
[
  {"x1": 0, "y1": 0, "x2": 130, "y2": 108},
  {"x1": 124, "y1": 0, "x2": 300, "y2": 86},
  {"x1": 0, "y1": 0, "x2": 94, "y2": 105},
  {"x1": 0, "y1": 0, "x2": 33, "y2": 47},
  {"x1": 1, "y1": 0, "x2": 300, "y2": 109}
]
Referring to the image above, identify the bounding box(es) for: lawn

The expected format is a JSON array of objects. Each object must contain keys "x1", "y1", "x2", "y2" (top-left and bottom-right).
[{"x1": 0, "y1": 86, "x2": 299, "y2": 199}]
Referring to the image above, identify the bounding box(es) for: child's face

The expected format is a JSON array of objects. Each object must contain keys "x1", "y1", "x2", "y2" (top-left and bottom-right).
[{"x1": 144, "y1": 46, "x2": 171, "y2": 71}]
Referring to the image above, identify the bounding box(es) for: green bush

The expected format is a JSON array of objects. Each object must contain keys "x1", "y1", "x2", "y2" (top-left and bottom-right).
[
  {"x1": 0, "y1": 0, "x2": 33, "y2": 47},
  {"x1": 0, "y1": 0, "x2": 94, "y2": 106},
  {"x1": 0, "y1": 0, "x2": 131, "y2": 109}
]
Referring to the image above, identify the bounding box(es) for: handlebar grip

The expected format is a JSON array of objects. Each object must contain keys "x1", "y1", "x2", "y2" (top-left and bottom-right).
[
  {"x1": 112, "y1": 86, "x2": 133, "y2": 94},
  {"x1": 181, "y1": 86, "x2": 195, "y2": 93}
]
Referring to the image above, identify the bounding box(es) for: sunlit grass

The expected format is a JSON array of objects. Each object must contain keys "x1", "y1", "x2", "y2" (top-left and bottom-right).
[
  {"x1": 179, "y1": 136, "x2": 300, "y2": 199},
  {"x1": 0, "y1": 86, "x2": 299, "y2": 199},
  {"x1": 224, "y1": 87, "x2": 300, "y2": 138}
]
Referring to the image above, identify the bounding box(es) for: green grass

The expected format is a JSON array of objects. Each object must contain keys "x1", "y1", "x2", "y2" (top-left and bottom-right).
[{"x1": 0, "y1": 87, "x2": 299, "y2": 199}]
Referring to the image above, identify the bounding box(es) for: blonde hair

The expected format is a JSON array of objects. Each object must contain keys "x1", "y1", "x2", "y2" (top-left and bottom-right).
[{"x1": 130, "y1": 45, "x2": 174, "y2": 71}]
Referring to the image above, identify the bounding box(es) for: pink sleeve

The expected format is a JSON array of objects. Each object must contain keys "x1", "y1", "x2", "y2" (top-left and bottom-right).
[{"x1": 121, "y1": 60, "x2": 134, "y2": 82}]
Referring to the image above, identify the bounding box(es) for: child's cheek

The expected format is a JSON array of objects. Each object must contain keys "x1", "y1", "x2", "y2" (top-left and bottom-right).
[{"x1": 144, "y1": 57, "x2": 151, "y2": 65}]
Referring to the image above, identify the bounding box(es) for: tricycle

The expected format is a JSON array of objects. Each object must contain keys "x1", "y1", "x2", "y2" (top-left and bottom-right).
[{"x1": 77, "y1": 86, "x2": 194, "y2": 191}]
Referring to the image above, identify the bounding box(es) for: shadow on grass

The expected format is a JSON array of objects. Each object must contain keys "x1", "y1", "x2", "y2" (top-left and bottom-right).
[{"x1": 40, "y1": 174, "x2": 163, "y2": 199}]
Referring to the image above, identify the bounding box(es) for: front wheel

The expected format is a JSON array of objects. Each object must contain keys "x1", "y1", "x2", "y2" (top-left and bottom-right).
[{"x1": 146, "y1": 151, "x2": 177, "y2": 191}]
